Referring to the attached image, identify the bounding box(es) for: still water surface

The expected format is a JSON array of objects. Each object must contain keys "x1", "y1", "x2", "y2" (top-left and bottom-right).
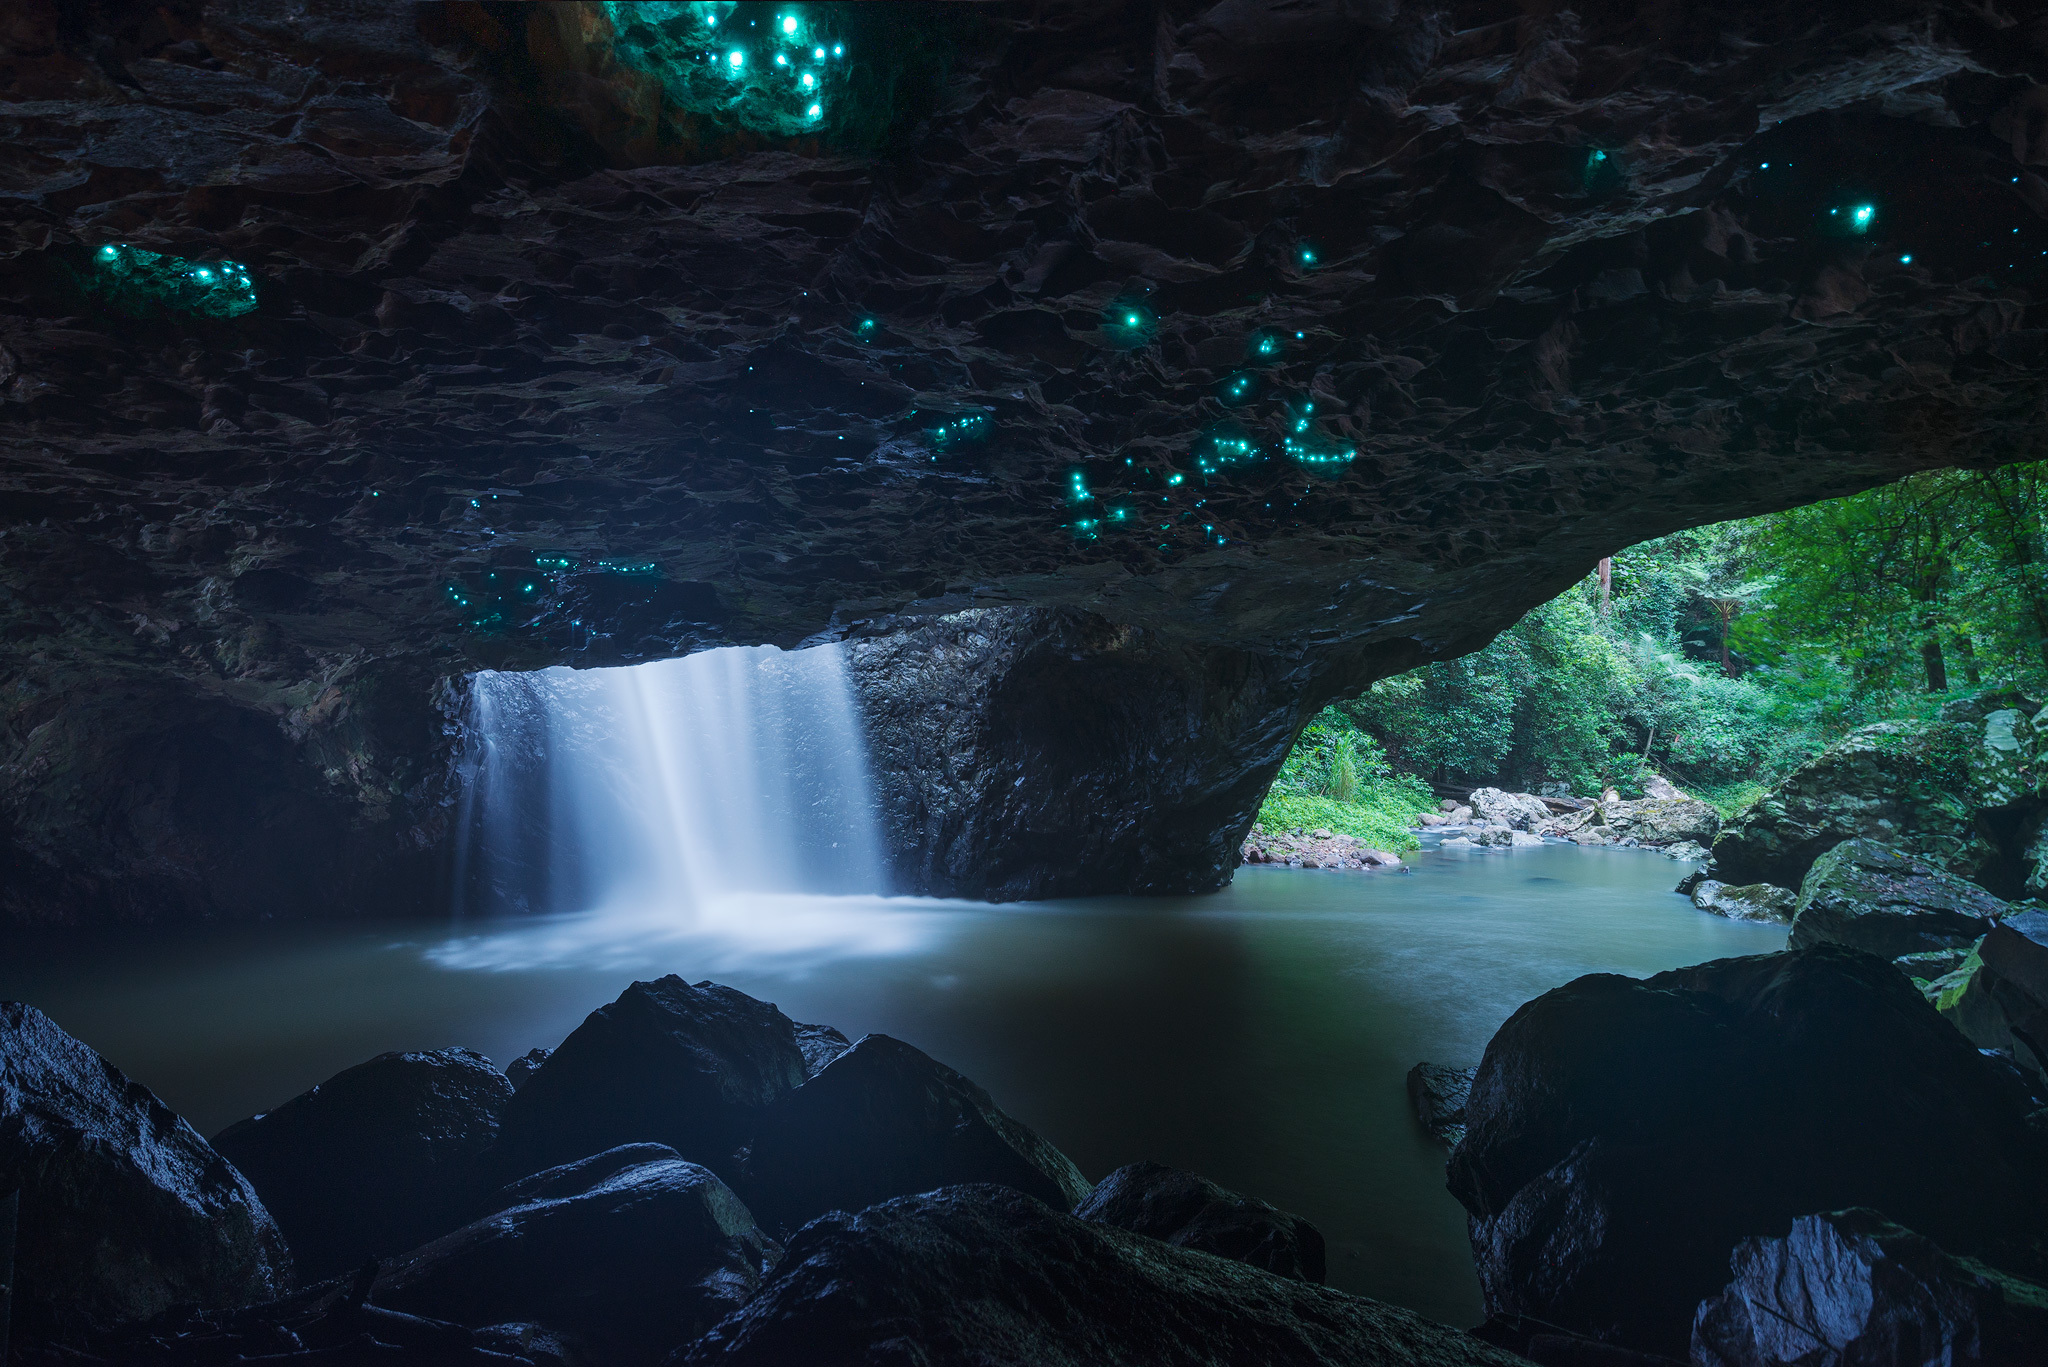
[{"x1": 0, "y1": 842, "x2": 1783, "y2": 1327}]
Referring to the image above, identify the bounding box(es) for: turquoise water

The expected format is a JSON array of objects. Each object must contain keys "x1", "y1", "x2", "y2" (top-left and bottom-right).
[{"x1": 0, "y1": 842, "x2": 1784, "y2": 1327}]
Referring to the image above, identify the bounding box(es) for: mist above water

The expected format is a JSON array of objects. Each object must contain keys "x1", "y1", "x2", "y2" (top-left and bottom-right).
[{"x1": 451, "y1": 644, "x2": 890, "y2": 963}]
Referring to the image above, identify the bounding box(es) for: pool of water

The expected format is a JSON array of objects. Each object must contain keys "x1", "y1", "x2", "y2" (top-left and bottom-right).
[{"x1": 0, "y1": 842, "x2": 1784, "y2": 1328}]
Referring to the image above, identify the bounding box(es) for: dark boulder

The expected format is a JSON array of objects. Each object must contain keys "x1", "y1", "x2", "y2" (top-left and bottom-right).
[
  {"x1": 1934, "y1": 910, "x2": 2048, "y2": 1080},
  {"x1": 675, "y1": 1184, "x2": 1524, "y2": 1367},
  {"x1": 212, "y1": 1047, "x2": 513, "y2": 1280},
  {"x1": 372, "y1": 1157, "x2": 779, "y2": 1366},
  {"x1": 491, "y1": 977, "x2": 806, "y2": 1182},
  {"x1": 0, "y1": 1001, "x2": 289, "y2": 1339},
  {"x1": 1689, "y1": 881, "x2": 1797, "y2": 924},
  {"x1": 1789, "y1": 839, "x2": 2007, "y2": 959},
  {"x1": 1692, "y1": 1209, "x2": 2048, "y2": 1367},
  {"x1": 1447, "y1": 945, "x2": 2048, "y2": 1358},
  {"x1": 737, "y1": 1032, "x2": 1091, "y2": 1235},
  {"x1": 1473, "y1": 1314, "x2": 1687, "y2": 1367},
  {"x1": 503, "y1": 1048, "x2": 551, "y2": 1091},
  {"x1": 482, "y1": 1143, "x2": 682, "y2": 1216},
  {"x1": 792, "y1": 1021, "x2": 850, "y2": 1077},
  {"x1": 1407, "y1": 1062, "x2": 1476, "y2": 1146},
  {"x1": 1073, "y1": 1161, "x2": 1326, "y2": 1283}
]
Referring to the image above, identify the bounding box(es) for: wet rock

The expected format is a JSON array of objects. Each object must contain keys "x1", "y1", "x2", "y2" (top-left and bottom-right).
[
  {"x1": 0, "y1": 1002, "x2": 288, "y2": 1339},
  {"x1": 1443, "y1": 835, "x2": 1477, "y2": 848},
  {"x1": 791, "y1": 1021, "x2": 851, "y2": 1077},
  {"x1": 492, "y1": 977, "x2": 806, "y2": 1183},
  {"x1": 1407, "y1": 1063, "x2": 1476, "y2": 1147},
  {"x1": 1476, "y1": 826, "x2": 1517, "y2": 847},
  {"x1": 674, "y1": 1185, "x2": 1523, "y2": 1367},
  {"x1": 1675, "y1": 868, "x2": 1709, "y2": 897},
  {"x1": 1692, "y1": 1209, "x2": 2048, "y2": 1367},
  {"x1": 372, "y1": 1157, "x2": 778, "y2": 1366},
  {"x1": 737, "y1": 1033, "x2": 1091, "y2": 1235},
  {"x1": 1789, "y1": 839, "x2": 2007, "y2": 959},
  {"x1": 503, "y1": 1048, "x2": 550, "y2": 1091},
  {"x1": 1470, "y1": 789, "x2": 1554, "y2": 831},
  {"x1": 1473, "y1": 1314, "x2": 1688, "y2": 1367},
  {"x1": 1661, "y1": 840, "x2": 1710, "y2": 863},
  {"x1": 1689, "y1": 880, "x2": 1797, "y2": 923},
  {"x1": 1509, "y1": 832, "x2": 1546, "y2": 848},
  {"x1": 1713, "y1": 702, "x2": 2040, "y2": 893},
  {"x1": 1447, "y1": 945, "x2": 2048, "y2": 1357},
  {"x1": 213, "y1": 1048, "x2": 513, "y2": 1281},
  {"x1": 1073, "y1": 1161, "x2": 1326, "y2": 1284},
  {"x1": 1896, "y1": 946, "x2": 1973, "y2": 981},
  {"x1": 482, "y1": 1143, "x2": 682, "y2": 1216},
  {"x1": 1450, "y1": 806, "x2": 1475, "y2": 823},
  {"x1": 1934, "y1": 911, "x2": 2048, "y2": 1080}
]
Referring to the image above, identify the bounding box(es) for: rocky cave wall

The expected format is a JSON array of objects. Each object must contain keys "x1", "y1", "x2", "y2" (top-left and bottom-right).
[{"x1": 5, "y1": 0, "x2": 2048, "y2": 920}]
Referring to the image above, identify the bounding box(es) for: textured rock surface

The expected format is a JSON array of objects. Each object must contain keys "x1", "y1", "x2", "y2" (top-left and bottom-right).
[
  {"x1": 1936, "y1": 910, "x2": 2048, "y2": 1079},
  {"x1": 1073, "y1": 1160, "x2": 1327, "y2": 1284},
  {"x1": 1552, "y1": 797, "x2": 1718, "y2": 847},
  {"x1": 372, "y1": 1156, "x2": 779, "y2": 1366},
  {"x1": 10, "y1": 2, "x2": 2048, "y2": 920},
  {"x1": 676, "y1": 1184, "x2": 1524, "y2": 1367},
  {"x1": 211, "y1": 1046, "x2": 513, "y2": 1281},
  {"x1": 790, "y1": 1021, "x2": 850, "y2": 1078},
  {"x1": 1469, "y1": 790, "x2": 1554, "y2": 832},
  {"x1": 1690, "y1": 880, "x2": 1798, "y2": 923},
  {"x1": 502, "y1": 1047, "x2": 550, "y2": 1091},
  {"x1": 1692, "y1": 1209, "x2": 2048, "y2": 1367},
  {"x1": 492, "y1": 977, "x2": 806, "y2": 1183},
  {"x1": 1407, "y1": 1062, "x2": 1476, "y2": 1147},
  {"x1": 737, "y1": 1032, "x2": 1092, "y2": 1235},
  {"x1": 0, "y1": 1001, "x2": 289, "y2": 1339},
  {"x1": 481, "y1": 1142, "x2": 682, "y2": 1216},
  {"x1": 1788, "y1": 838, "x2": 2009, "y2": 959},
  {"x1": 1446, "y1": 945, "x2": 2048, "y2": 1357},
  {"x1": 1713, "y1": 702, "x2": 2043, "y2": 893}
]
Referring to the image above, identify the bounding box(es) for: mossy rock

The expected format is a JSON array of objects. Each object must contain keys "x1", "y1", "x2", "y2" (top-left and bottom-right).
[{"x1": 1790, "y1": 840, "x2": 2006, "y2": 960}]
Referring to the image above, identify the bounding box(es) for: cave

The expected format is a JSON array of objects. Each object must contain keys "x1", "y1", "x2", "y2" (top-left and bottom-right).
[{"x1": 4, "y1": 3, "x2": 2048, "y2": 1365}]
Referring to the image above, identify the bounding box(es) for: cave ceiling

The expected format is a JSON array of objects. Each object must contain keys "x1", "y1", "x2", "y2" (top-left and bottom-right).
[{"x1": 5, "y1": 0, "x2": 2048, "y2": 700}]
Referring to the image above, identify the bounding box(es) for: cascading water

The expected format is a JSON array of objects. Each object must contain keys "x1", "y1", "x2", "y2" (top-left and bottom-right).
[{"x1": 451, "y1": 644, "x2": 888, "y2": 948}]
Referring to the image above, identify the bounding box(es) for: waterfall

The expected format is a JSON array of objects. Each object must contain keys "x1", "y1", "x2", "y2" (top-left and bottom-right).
[{"x1": 453, "y1": 643, "x2": 886, "y2": 925}]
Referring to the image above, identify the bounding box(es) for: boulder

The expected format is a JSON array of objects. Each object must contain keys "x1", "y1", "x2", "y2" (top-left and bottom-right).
[
  {"x1": 0, "y1": 1002, "x2": 289, "y2": 1339},
  {"x1": 1896, "y1": 946, "x2": 1973, "y2": 982},
  {"x1": 1469, "y1": 788, "x2": 1554, "y2": 831},
  {"x1": 1509, "y1": 832, "x2": 1545, "y2": 848},
  {"x1": 1476, "y1": 826, "x2": 1517, "y2": 847},
  {"x1": 212, "y1": 1048, "x2": 513, "y2": 1280},
  {"x1": 1788, "y1": 839, "x2": 2007, "y2": 960},
  {"x1": 491, "y1": 977, "x2": 807, "y2": 1182},
  {"x1": 1662, "y1": 840, "x2": 1710, "y2": 862},
  {"x1": 737, "y1": 1033, "x2": 1091, "y2": 1235},
  {"x1": 1407, "y1": 1062, "x2": 1475, "y2": 1146},
  {"x1": 1073, "y1": 1161, "x2": 1326, "y2": 1283},
  {"x1": 1689, "y1": 880, "x2": 1797, "y2": 924},
  {"x1": 674, "y1": 1185, "x2": 1525, "y2": 1367},
  {"x1": 503, "y1": 1048, "x2": 550, "y2": 1091},
  {"x1": 483, "y1": 1143, "x2": 683, "y2": 1215},
  {"x1": 791, "y1": 1021, "x2": 851, "y2": 1077},
  {"x1": 1446, "y1": 945, "x2": 2048, "y2": 1357},
  {"x1": 1555, "y1": 797, "x2": 1718, "y2": 847},
  {"x1": 1692, "y1": 1208, "x2": 2048, "y2": 1367},
  {"x1": 1934, "y1": 911, "x2": 2048, "y2": 1080},
  {"x1": 1712, "y1": 701, "x2": 2041, "y2": 893},
  {"x1": 372, "y1": 1156, "x2": 779, "y2": 1366}
]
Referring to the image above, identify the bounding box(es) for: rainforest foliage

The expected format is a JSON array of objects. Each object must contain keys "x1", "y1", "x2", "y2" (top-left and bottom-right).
[{"x1": 1261, "y1": 461, "x2": 2048, "y2": 830}]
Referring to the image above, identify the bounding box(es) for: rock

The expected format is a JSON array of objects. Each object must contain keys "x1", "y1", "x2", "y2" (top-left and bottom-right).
[
  {"x1": 1073, "y1": 1161, "x2": 1326, "y2": 1284},
  {"x1": 1442, "y1": 836, "x2": 1476, "y2": 848},
  {"x1": 1407, "y1": 1063, "x2": 1475, "y2": 1147},
  {"x1": 503, "y1": 1048, "x2": 551, "y2": 1091},
  {"x1": 0, "y1": 1002, "x2": 289, "y2": 1339},
  {"x1": 1675, "y1": 868, "x2": 1709, "y2": 897},
  {"x1": 1473, "y1": 1314, "x2": 1689, "y2": 1367},
  {"x1": 1441, "y1": 800, "x2": 1460, "y2": 813},
  {"x1": 372, "y1": 1156, "x2": 779, "y2": 1365},
  {"x1": 675, "y1": 1185, "x2": 1524, "y2": 1367},
  {"x1": 1896, "y1": 945, "x2": 1974, "y2": 981},
  {"x1": 1935, "y1": 911, "x2": 2048, "y2": 1080},
  {"x1": 1476, "y1": 826, "x2": 1517, "y2": 847},
  {"x1": 1446, "y1": 945, "x2": 2048, "y2": 1357},
  {"x1": 1419, "y1": 812, "x2": 1448, "y2": 827},
  {"x1": 1689, "y1": 880, "x2": 1797, "y2": 923},
  {"x1": 791, "y1": 1021, "x2": 851, "y2": 1077},
  {"x1": 1788, "y1": 838, "x2": 2007, "y2": 959},
  {"x1": 483, "y1": 1143, "x2": 683, "y2": 1215},
  {"x1": 1362, "y1": 849, "x2": 1403, "y2": 866},
  {"x1": 212, "y1": 1047, "x2": 514, "y2": 1281},
  {"x1": 1554, "y1": 797, "x2": 1718, "y2": 847},
  {"x1": 1451, "y1": 805, "x2": 1474, "y2": 822},
  {"x1": 1642, "y1": 775, "x2": 1684, "y2": 801},
  {"x1": 1691, "y1": 1208, "x2": 2048, "y2": 1367},
  {"x1": 492, "y1": 977, "x2": 807, "y2": 1182},
  {"x1": 737, "y1": 1033, "x2": 1091, "y2": 1235},
  {"x1": 1312, "y1": 827, "x2": 1334, "y2": 839},
  {"x1": 1713, "y1": 702, "x2": 2040, "y2": 893},
  {"x1": 1470, "y1": 788, "x2": 1555, "y2": 831},
  {"x1": 1662, "y1": 840, "x2": 1710, "y2": 862},
  {"x1": 1509, "y1": 832, "x2": 1546, "y2": 848}
]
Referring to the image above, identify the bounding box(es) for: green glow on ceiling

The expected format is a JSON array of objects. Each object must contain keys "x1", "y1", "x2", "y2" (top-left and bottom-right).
[
  {"x1": 601, "y1": 2, "x2": 851, "y2": 140},
  {"x1": 86, "y1": 243, "x2": 257, "y2": 319}
]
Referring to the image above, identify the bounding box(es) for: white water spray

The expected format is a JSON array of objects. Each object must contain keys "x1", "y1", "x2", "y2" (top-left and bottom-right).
[{"x1": 453, "y1": 644, "x2": 886, "y2": 929}]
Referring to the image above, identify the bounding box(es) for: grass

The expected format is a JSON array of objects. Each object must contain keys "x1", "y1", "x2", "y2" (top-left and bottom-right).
[
  {"x1": 1688, "y1": 779, "x2": 1769, "y2": 820},
  {"x1": 1255, "y1": 779, "x2": 1436, "y2": 853}
]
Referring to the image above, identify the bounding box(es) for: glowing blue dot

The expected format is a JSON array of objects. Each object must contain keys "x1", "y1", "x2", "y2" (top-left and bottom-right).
[
  {"x1": 801, "y1": 72, "x2": 815, "y2": 88},
  {"x1": 728, "y1": 50, "x2": 745, "y2": 67},
  {"x1": 776, "y1": 53, "x2": 787, "y2": 65},
  {"x1": 1760, "y1": 162, "x2": 1769, "y2": 169},
  {"x1": 1124, "y1": 312, "x2": 1139, "y2": 326},
  {"x1": 194, "y1": 268, "x2": 212, "y2": 281},
  {"x1": 1852, "y1": 204, "x2": 1873, "y2": 225},
  {"x1": 815, "y1": 46, "x2": 825, "y2": 57},
  {"x1": 833, "y1": 44, "x2": 842, "y2": 55},
  {"x1": 1900, "y1": 254, "x2": 1913, "y2": 264},
  {"x1": 98, "y1": 245, "x2": 117, "y2": 259},
  {"x1": 808, "y1": 103, "x2": 821, "y2": 118},
  {"x1": 782, "y1": 15, "x2": 798, "y2": 33},
  {"x1": 1592, "y1": 150, "x2": 1607, "y2": 162}
]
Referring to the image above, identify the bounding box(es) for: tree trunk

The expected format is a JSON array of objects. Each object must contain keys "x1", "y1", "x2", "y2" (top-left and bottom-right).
[
  {"x1": 1953, "y1": 633, "x2": 1983, "y2": 688},
  {"x1": 1921, "y1": 637, "x2": 1949, "y2": 692},
  {"x1": 1597, "y1": 557, "x2": 1611, "y2": 615}
]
